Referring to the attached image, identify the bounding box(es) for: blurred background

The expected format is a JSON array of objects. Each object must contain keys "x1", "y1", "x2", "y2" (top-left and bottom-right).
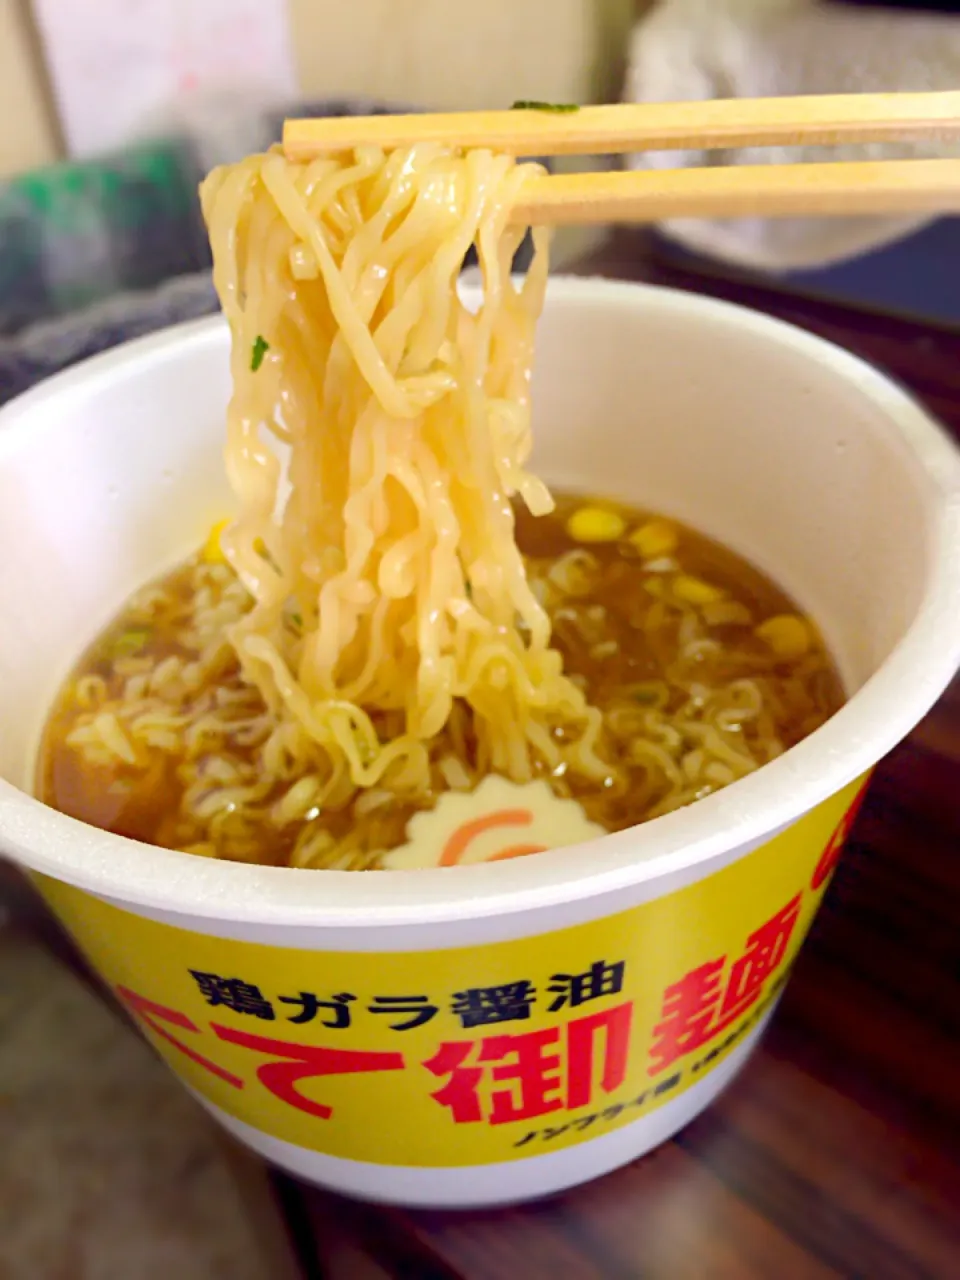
[
  {"x1": 0, "y1": 0, "x2": 640, "y2": 396},
  {"x1": 4, "y1": 0, "x2": 960, "y2": 400},
  {"x1": 1, "y1": 0, "x2": 637, "y2": 178}
]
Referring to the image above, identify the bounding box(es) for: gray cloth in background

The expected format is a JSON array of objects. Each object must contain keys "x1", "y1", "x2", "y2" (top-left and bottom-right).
[
  {"x1": 625, "y1": 0, "x2": 960, "y2": 271},
  {"x1": 0, "y1": 272, "x2": 219, "y2": 405}
]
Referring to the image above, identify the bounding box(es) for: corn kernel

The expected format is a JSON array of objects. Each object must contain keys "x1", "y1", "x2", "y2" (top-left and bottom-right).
[
  {"x1": 673, "y1": 574, "x2": 726, "y2": 605},
  {"x1": 756, "y1": 614, "x2": 812, "y2": 660},
  {"x1": 701, "y1": 600, "x2": 753, "y2": 629},
  {"x1": 629, "y1": 519, "x2": 678, "y2": 559},
  {"x1": 203, "y1": 519, "x2": 229, "y2": 564},
  {"x1": 566, "y1": 507, "x2": 626, "y2": 543}
]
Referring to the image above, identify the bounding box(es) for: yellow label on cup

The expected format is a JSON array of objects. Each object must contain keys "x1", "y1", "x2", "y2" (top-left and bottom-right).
[{"x1": 35, "y1": 776, "x2": 869, "y2": 1169}]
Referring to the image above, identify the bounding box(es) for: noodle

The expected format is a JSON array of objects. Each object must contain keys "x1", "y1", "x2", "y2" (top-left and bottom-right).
[
  {"x1": 200, "y1": 144, "x2": 613, "y2": 800},
  {"x1": 37, "y1": 145, "x2": 846, "y2": 869}
]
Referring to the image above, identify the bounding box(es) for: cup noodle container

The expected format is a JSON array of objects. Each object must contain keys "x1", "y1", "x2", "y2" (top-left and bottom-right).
[{"x1": 1, "y1": 279, "x2": 959, "y2": 1208}]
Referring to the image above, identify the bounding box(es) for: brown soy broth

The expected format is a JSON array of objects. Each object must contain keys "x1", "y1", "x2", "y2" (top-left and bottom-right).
[
  {"x1": 519, "y1": 493, "x2": 833, "y2": 726},
  {"x1": 38, "y1": 495, "x2": 845, "y2": 867},
  {"x1": 39, "y1": 578, "x2": 227, "y2": 848}
]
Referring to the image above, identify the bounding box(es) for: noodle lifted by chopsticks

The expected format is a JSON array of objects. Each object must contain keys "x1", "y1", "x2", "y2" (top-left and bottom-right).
[{"x1": 200, "y1": 144, "x2": 614, "y2": 817}]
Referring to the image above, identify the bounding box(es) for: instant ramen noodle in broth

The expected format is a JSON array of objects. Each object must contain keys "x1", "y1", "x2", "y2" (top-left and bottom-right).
[
  {"x1": 37, "y1": 142, "x2": 844, "y2": 870},
  {"x1": 40, "y1": 495, "x2": 844, "y2": 869}
]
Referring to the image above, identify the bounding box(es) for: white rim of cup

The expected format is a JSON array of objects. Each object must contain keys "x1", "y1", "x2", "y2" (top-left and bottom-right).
[{"x1": 1, "y1": 279, "x2": 959, "y2": 928}]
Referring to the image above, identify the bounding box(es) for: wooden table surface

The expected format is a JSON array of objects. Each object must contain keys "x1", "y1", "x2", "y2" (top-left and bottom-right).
[{"x1": 282, "y1": 234, "x2": 960, "y2": 1280}]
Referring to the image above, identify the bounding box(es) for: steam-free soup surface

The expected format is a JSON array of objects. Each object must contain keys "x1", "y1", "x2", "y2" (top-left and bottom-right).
[{"x1": 39, "y1": 495, "x2": 843, "y2": 869}]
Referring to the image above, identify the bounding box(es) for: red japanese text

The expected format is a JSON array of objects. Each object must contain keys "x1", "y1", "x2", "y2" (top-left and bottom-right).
[
  {"x1": 211, "y1": 1024, "x2": 405, "y2": 1120},
  {"x1": 424, "y1": 1001, "x2": 634, "y2": 1125},
  {"x1": 118, "y1": 986, "x2": 244, "y2": 1089},
  {"x1": 648, "y1": 894, "x2": 802, "y2": 1076}
]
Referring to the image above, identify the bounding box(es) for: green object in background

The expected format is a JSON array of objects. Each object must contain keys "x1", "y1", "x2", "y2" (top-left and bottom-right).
[
  {"x1": 0, "y1": 99, "x2": 436, "y2": 401},
  {"x1": 0, "y1": 139, "x2": 209, "y2": 337}
]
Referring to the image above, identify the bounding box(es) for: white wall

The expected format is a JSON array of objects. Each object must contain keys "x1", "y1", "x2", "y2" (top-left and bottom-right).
[
  {"x1": 0, "y1": 0, "x2": 641, "y2": 177},
  {"x1": 289, "y1": 0, "x2": 635, "y2": 109}
]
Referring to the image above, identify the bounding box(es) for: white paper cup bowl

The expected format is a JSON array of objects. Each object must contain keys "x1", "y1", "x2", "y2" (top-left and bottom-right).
[{"x1": 1, "y1": 278, "x2": 958, "y2": 1208}]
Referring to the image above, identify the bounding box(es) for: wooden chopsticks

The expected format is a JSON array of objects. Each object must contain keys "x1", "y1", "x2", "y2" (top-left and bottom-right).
[
  {"x1": 512, "y1": 158, "x2": 960, "y2": 226},
  {"x1": 284, "y1": 92, "x2": 960, "y2": 158},
  {"x1": 282, "y1": 92, "x2": 960, "y2": 225}
]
